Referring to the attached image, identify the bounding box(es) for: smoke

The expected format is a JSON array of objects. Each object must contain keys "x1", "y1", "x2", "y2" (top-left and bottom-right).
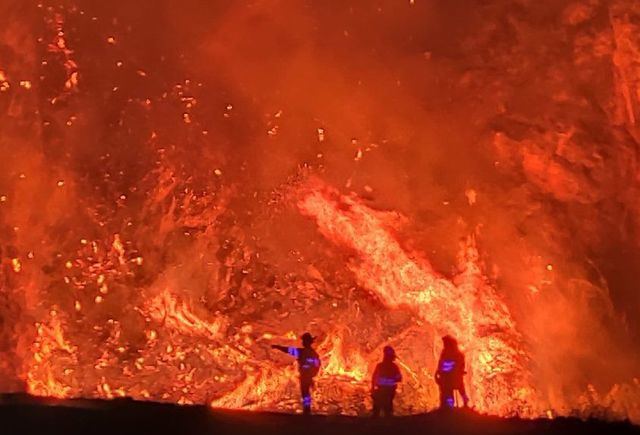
[{"x1": 0, "y1": 0, "x2": 639, "y2": 420}]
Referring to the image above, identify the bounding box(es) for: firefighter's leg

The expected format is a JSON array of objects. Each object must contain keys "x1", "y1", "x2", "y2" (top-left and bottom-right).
[
  {"x1": 300, "y1": 379, "x2": 312, "y2": 415},
  {"x1": 439, "y1": 381, "x2": 454, "y2": 409},
  {"x1": 379, "y1": 389, "x2": 391, "y2": 417},
  {"x1": 371, "y1": 389, "x2": 381, "y2": 417},
  {"x1": 385, "y1": 389, "x2": 395, "y2": 417},
  {"x1": 457, "y1": 382, "x2": 469, "y2": 407}
]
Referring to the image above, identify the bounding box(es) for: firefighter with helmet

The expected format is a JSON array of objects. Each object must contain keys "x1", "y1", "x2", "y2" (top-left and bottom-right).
[
  {"x1": 371, "y1": 345, "x2": 403, "y2": 417},
  {"x1": 435, "y1": 335, "x2": 469, "y2": 409},
  {"x1": 271, "y1": 332, "x2": 321, "y2": 415}
]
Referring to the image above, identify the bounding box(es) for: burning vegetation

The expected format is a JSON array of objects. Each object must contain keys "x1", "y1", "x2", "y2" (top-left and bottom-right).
[{"x1": 0, "y1": 0, "x2": 639, "y2": 422}]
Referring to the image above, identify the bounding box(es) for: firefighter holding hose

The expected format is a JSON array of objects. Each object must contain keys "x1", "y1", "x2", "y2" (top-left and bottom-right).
[
  {"x1": 271, "y1": 332, "x2": 321, "y2": 415},
  {"x1": 371, "y1": 345, "x2": 402, "y2": 417},
  {"x1": 435, "y1": 335, "x2": 469, "y2": 409}
]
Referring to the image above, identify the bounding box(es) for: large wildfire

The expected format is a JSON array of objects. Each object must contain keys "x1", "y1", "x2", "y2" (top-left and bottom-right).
[{"x1": 0, "y1": 0, "x2": 639, "y2": 422}]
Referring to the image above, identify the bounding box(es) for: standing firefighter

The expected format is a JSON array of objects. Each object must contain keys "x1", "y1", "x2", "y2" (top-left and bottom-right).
[
  {"x1": 371, "y1": 346, "x2": 402, "y2": 417},
  {"x1": 271, "y1": 332, "x2": 321, "y2": 415},
  {"x1": 435, "y1": 335, "x2": 469, "y2": 409}
]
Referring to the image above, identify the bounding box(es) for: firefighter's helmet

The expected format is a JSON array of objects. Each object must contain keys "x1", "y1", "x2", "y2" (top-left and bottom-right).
[
  {"x1": 383, "y1": 345, "x2": 396, "y2": 360},
  {"x1": 301, "y1": 332, "x2": 315, "y2": 346}
]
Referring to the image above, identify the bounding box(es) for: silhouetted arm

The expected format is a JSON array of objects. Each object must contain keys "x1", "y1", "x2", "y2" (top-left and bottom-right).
[
  {"x1": 271, "y1": 345, "x2": 299, "y2": 357},
  {"x1": 371, "y1": 364, "x2": 380, "y2": 391},
  {"x1": 435, "y1": 356, "x2": 442, "y2": 377}
]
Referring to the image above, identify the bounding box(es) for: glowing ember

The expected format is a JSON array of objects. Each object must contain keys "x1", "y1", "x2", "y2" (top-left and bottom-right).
[
  {"x1": 0, "y1": 0, "x2": 638, "y2": 424},
  {"x1": 297, "y1": 180, "x2": 535, "y2": 415}
]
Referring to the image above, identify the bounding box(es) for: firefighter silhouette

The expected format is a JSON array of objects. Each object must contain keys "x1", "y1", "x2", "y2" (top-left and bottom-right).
[
  {"x1": 271, "y1": 332, "x2": 321, "y2": 415},
  {"x1": 435, "y1": 335, "x2": 469, "y2": 409},
  {"x1": 371, "y1": 345, "x2": 402, "y2": 417}
]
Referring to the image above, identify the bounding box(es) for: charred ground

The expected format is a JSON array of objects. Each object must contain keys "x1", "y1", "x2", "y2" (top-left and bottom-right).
[{"x1": 0, "y1": 395, "x2": 638, "y2": 435}]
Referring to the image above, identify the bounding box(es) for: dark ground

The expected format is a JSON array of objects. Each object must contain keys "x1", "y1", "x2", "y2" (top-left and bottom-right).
[{"x1": 0, "y1": 395, "x2": 638, "y2": 435}]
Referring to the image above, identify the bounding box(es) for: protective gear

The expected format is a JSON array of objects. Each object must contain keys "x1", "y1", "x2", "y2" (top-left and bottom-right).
[
  {"x1": 435, "y1": 335, "x2": 469, "y2": 409},
  {"x1": 300, "y1": 379, "x2": 313, "y2": 415},
  {"x1": 301, "y1": 332, "x2": 315, "y2": 346},
  {"x1": 371, "y1": 347, "x2": 402, "y2": 417},
  {"x1": 297, "y1": 346, "x2": 321, "y2": 378},
  {"x1": 271, "y1": 333, "x2": 321, "y2": 415},
  {"x1": 372, "y1": 387, "x2": 395, "y2": 417},
  {"x1": 442, "y1": 335, "x2": 457, "y2": 346},
  {"x1": 383, "y1": 345, "x2": 396, "y2": 360}
]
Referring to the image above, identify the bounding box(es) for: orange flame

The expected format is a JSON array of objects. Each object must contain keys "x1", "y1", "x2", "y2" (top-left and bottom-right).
[{"x1": 297, "y1": 180, "x2": 536, "y2": 415}]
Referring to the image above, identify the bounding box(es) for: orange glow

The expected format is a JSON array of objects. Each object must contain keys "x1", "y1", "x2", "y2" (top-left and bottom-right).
[
  {"x1": 298, "y1": 180, "x2": 535, "y2": 415},
  {"x1": 1, "y1": 0, "x2": 639, "y2": 424}
]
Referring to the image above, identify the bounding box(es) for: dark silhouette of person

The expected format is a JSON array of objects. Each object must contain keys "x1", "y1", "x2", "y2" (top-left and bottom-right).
[
  {"x1": 271, "y1": 332, "x2": 321, "y2": 415},
  {"x1": 371, "y1": 345, "x2": 402, "y2": 417},
  {"x1": 435, "y1": 335, "x2": 469, "y2": 409}
]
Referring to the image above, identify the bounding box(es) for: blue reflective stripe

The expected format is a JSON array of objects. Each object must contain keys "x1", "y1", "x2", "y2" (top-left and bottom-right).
[
  {"x1": 377, "y1": 376, "x2": 399, "y2": 387},
  {"x1": 441, "y1": 360, "x2": 455, "y2": 372},
  {"x1": 301, "y1": 357, "x2": 320, "y2": 370},
  {"x1": 445, "y1": 397, "x2": 455, "y2": 408},
  {"x1": 302, "y1": 396, "x2": 312, "y2": 406},
  {"x1": 287, "y1": 347, "x2": 299, "y2": 358}
]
